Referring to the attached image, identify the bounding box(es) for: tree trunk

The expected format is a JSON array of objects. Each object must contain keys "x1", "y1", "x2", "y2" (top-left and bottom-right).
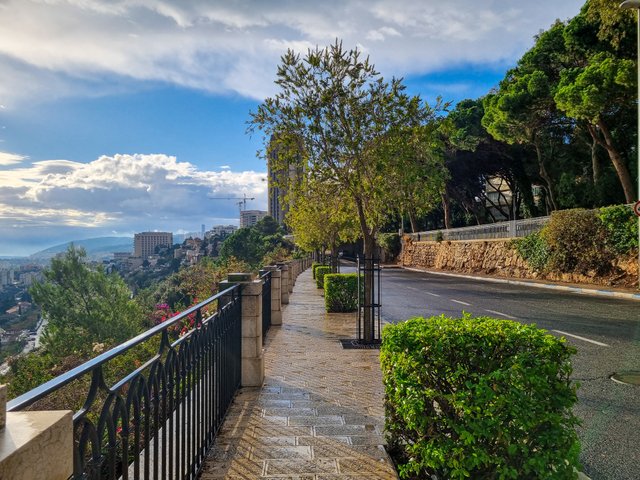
[
  {"x1": 408, "y1": 208, "x2": 418, "y2": 233},
  {"x1": 441, "y1": 190, "x2": 452, "y2": 229},
  {"x1": 355, "y1": 196, "x2": 376, "y2": 343},
  {"x1": 534, "y1": 141, "x2": 558, "y2": 211},
  {"x1": 330, "y1": 243, "x2": 339, "y2": 273},
  {"x1": 590, "y1": 120, "x2": 635, "y2": 204},
  {"x1": 591, "y1": 136, "x2": 600, "y2": 186}
]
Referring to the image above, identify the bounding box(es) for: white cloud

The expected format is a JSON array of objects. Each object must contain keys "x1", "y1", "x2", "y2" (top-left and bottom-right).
[
  {"x1": 0, "y1": 153, "x2": 267, "y2": 254},
  {"x1": 0, "y1": 151, "x2": 28, "y2": 166},
  {"x1": 0, "y1": 0, "x2": 585, "y2": 106}
]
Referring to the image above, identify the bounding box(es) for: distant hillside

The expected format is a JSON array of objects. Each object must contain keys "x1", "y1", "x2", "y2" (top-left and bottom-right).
[{"x1": 30, "y1": 237, "x2": 134, "y2": 261}]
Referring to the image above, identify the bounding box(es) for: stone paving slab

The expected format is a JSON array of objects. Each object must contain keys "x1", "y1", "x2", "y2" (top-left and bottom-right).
[{"x1": 200, "y1": 268, "x2": 397, "y2": 480}]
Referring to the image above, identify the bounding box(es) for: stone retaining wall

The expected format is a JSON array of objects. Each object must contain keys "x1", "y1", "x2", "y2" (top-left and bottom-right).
[{"x1": 400, "y1": 237, "x2": 638, "y2": 289}]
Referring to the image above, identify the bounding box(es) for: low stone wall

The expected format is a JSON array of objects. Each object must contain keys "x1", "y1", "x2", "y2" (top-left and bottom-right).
[{"x1": 400, "y1": 238, "x2": 638, "y2": 289}]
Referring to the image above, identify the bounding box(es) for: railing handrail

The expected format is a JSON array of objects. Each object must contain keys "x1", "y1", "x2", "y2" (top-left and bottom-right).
[
  {"x1": 407, "y1": 216, "x2": 551, "y2": 241},
  {"x1": 7, "y1": 283, "x2": 240, "y2": 412}
]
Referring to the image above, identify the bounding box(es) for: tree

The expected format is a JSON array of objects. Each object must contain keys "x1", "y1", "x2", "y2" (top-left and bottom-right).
[
  {"x1": 438, "y1": 99, "x2": 537, "y2": 226},
  {"x1": 250, "y1": 41, "x2": 439, "y2": 341},
  {"x1": 218, "y1": 216, "x2": 290, "y2": 268},
  {"x1": 482, "y1": 21, "x2": 579, "y2": 213},
  {"x1": 376, "y1": 120, "x2": 449, "y2": 233},
  {"x1": 286, "y1": 177, "x2": 360, "y2": 266},
  {"x1": 30, "y1": 246, "x2": 142, "y2": 358},
  {"x1": 555, "y1": 3, "x2": 637, "y2": 204}
]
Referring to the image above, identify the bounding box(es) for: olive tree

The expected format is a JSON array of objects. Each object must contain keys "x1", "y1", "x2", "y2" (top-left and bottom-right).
[{"x1": 250, "y1": 41, "x2": 435, "y2": 341}]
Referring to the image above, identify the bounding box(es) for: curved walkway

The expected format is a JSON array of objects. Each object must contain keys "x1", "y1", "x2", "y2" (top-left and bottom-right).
[{"x1": 200, "y1": 268, "x2": 397, "y2": 479}]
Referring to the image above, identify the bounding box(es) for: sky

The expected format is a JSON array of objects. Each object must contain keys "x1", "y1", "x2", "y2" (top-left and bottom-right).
[{"x1": 0, "y1": 0, "x2": 586, "y2": 257}]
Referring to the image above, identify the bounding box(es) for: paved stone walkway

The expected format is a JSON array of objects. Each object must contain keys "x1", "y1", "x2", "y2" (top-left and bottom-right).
[{"x1": 200, "y1": 268, "x2": 397, "y2": 480}]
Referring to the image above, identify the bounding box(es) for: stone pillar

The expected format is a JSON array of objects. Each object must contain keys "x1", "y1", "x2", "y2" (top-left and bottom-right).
[
  {"x1": 0, "y1": 385, "x2": 5, "y2": 431},
  {"x1": 278, "y1": 263, "x2": 290, "y2": 304},
  {"x1": 0, "y1": 385, "x2": 73, "y2": 480},
  {"x1": 264, "y1": 266, "x2": 282, "y2": 325},
  {"x1": 219, "y1": 273, "x2": 264, "y2": 387}
]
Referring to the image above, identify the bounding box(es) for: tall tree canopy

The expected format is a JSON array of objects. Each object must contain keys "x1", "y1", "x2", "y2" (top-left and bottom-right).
[
  {"x1": 250, "y1": 41, "x2": 445, "y2": 340},
  {"x1": 31, "y1": 246, "x2": 142, "y2": 357}
]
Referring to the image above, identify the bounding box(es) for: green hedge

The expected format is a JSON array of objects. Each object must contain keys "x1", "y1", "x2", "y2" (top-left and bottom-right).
[
  {"x1": 381, "y1": 314, "x2": 580, "y2": 480},
  {"x1": 515, "y1": 205, "x2": 638, "y2": 275},
  {"x1": 324, "y1": 273, "x2": 362, "y2": 312},
  {"x1": 312, "y1": 262, "x2": 327, "y2": 280},
  {"x1": 513, "y1": 230, "x2": 550, "y2": 272},
  {"x1": 598, "y1": 204, "x2": 638, "y2": 253},
  {"x1": 315, "y1": 266, "x2": 332, "y2": 289},
  {"x1": 544, "y1": 208, "x2": 608, "y2": 274}
]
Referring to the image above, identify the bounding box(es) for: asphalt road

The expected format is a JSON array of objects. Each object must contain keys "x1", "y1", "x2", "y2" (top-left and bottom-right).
[{"x1": 378, "y1": 267, "x2": 640, "y2": 480}]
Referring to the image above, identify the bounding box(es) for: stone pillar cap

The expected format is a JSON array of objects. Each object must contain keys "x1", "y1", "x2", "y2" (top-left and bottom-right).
[{"x1": 227, "y1": 272, "x2": 255, "y2": 282}]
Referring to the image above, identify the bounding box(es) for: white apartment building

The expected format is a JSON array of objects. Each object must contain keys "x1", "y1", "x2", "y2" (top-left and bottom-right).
[
  {"x1": 240, "y1": 210, "x2": 268, "y2": 228},
  {"x1": 134, "y1": 232, "x2": 173, "y2": 258}
]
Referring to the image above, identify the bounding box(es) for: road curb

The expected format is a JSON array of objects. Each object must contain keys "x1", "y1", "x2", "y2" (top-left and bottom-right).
[{"x1": 401, "y1": 267, "x2": 640, "y2": 302}]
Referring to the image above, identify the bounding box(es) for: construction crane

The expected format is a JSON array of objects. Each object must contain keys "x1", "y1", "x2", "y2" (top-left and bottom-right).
[{"x1": 208, "y1": 193, "x2": 256, "y2": 214}]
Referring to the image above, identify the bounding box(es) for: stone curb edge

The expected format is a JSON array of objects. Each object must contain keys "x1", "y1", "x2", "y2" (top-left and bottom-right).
[{"x1": 401, "y1": 266, "x2": 640, "y2": 302}]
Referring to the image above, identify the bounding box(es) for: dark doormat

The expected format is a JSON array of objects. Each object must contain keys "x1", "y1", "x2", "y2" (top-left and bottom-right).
[{"x1": 339, "y1": 339, "x2": 382, "y2": 349}]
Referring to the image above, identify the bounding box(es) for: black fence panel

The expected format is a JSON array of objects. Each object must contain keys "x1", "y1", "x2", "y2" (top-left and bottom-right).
[{"x1": 8, "y1": 285, "x2": 242, "y2": 480}]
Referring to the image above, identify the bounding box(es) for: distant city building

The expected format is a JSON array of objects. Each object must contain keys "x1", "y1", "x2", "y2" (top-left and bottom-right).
[
  {"x1": 209, "y1": 225, "x2": 237, "y2": 237},
  {"x1": 268, "y1": 136, "x2": 304, "y2": 228},
  {"x1": 134, "y1": 232, "x2": 173, "y2": 258},
  {"x1": 240, "y1": 210, "x2": 268, "y2": 228},
  {"x1": 19, "y1": 272, "x2": 41, "y2": 287},
  {"x1": 0, "y1": 269, "x2": 14, "y2": 286},
  {"x1": 113, "y1": 252, "x2": 131, "y2": 261}
]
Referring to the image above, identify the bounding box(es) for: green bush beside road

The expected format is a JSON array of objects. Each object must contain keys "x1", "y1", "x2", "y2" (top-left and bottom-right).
[
  {"x1": 323, "y1": 273, "x2": 361, "y2": 312},
  {"x1": 515, "y1": 205, "x2": 638, "y2": 275},
  {"x1": 381, "y1": 314, "x2": 580, "y2": 479}
]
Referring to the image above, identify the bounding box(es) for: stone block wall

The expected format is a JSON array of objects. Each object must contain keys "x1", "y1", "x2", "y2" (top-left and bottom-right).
[{"x1": 400, "y1": 238, "x2": 637, "y2": 288}]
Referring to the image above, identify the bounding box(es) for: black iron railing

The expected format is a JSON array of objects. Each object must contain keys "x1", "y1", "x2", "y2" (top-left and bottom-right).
[
  {"x1": 260, "y1": 270, "x2": 272, "y2": 343},
  {"x1": 7, "y1": 285, "x2": 242, "y2": 480}
]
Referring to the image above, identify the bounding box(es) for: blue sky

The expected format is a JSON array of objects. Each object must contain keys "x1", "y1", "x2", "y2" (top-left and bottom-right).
[{"x1": 0, "y1": 0, "x2": 585, "y2": 256}]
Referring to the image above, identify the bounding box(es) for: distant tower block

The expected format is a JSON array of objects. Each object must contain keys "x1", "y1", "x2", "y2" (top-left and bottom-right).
[{"x1": 134, "y1": 231, "x2": 173, "y2": 258}]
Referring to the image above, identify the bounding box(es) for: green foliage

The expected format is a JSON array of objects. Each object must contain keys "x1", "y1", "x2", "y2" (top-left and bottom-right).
[
  {"x1": 324, "y1": 273, "x2": 361, "y2": 313},
  {"x1": 378, "y1": 233, "x2": 401, "y2": 260},
  {"x1": 30, "y1": 246, "x2": 142, "y2": 358},
  {"x1": 219, "y1": 216, "x2": 291, "y2": 268},
  {"x1": 598, "y1": 204, "x2": 638, "y2": 253},
  {"x1": 315, "y1": 266, "x2": 332, "y2": 289},
  {"x1": 312, "y1": 262, "x2": 327, "y2": 280},
  {"x1": 4, "y1": 350, "x2": 56, "y2": 398},
  {"x1": 435, "y1": 231, "x2": 444, "y2": 242},
  {"x1": 544, "y1": 208, "x2": 610, "y2": 273},
  {"x1": 513, "y1": 231, "x2": 551, "y2": 271},
  {"x1": 381, "y1": 314, "x2": 580, "y2": 480}
]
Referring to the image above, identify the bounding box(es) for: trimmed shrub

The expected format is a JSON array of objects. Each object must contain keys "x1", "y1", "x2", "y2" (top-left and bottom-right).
[
  {"x1": 315, "y1": 266, "x2": 332, "y2": 289},
  {"x1": 513, "y1": 230, "x2": 550, "y2": 272},
  {"x1": 312, "y1": 262, "x2": 327, "y2": 280},
  {"x1": 378, "y1": 232, "x2": 401, "y2": 260},
  {"x1": 381, "y1": 314, "x2": 580, "y2": 480},
  {"x1": 544, "y1": 208, "x2": 609, "y2": 274},
  {"x1": 598, "y1": 204, "x2": 638, "y2": 254},
  {"x1": 324, "y1": 273, "x2": 362, "y2": 312}
]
